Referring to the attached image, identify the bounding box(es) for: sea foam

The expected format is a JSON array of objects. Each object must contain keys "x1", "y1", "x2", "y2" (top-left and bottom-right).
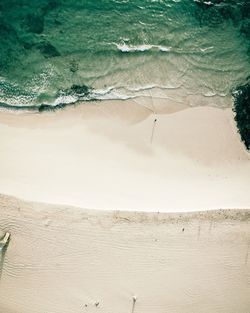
[{"x1": 115, "y1": 43, "x2": 171, "y2": 53}]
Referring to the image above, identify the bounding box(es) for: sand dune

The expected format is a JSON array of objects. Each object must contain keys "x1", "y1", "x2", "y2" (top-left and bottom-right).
[
  {"x1": 0, "y1": 98, "x2": 249, "y2": 212},
  {"x1": 0, "y1": 194, "x2": 249, "y2": 313}
]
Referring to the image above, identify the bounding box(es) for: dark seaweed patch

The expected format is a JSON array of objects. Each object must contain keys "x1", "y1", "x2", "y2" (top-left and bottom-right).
[
  {"x1": 233, "y1": 82, "x2": 250, "y2": 150},
  {"x1": 0, "y1": 20, "x2": 12, "y2": 37},
  {"x1": 59, "y1": 84, "x2": 92, "y2": 97},
  {"x1": 26, "y1": 14, "x2": 44, "y2": 34},
  {"x1": 38, "y1": 102, "x2": 66, "y2": 112},
  {"x1": 0, "y1": 0, "x2": 62, "y2": 69},
  {"x1": 41, "y1": 0, "x2": 61, "y2": 14},
  {"x1": 69, "y1": 59, "x2": 79, "y2": 73},
  {"x1": 0, "y1": 20, "x2": 20, "y2": 71},
  {"x1": 241, "y1": 21, "x2": 250, "y2": 39},
  {"x1": 22, "y1": 40, "x2": 36, "y2": 50},
  {"x1": 70, "y1": 84, "x2": 90, "y2": 95},
  {"x1": 240, "y1": 1, "x2": 250, "y2": 42},
  {"x1": 194, "y1": 0, "x2": 244, "y2": 27},
  {"x1": 195, "y1": 2, "x2": 223, "y2": 27},
  {"x1": 241, "y1": 1, "x2": 250, "y2": 19},
  {"x1": 37, "y1": 41, "x2": 60, "y2": 58}
]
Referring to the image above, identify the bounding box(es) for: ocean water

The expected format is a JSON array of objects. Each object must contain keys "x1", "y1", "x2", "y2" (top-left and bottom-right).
[{"x1": 0, "y1": 0, "x2": 249, "y2": 110}]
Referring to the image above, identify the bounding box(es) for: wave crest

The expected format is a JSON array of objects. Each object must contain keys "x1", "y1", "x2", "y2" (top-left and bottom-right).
[{"x1": 115, "y1": 43, "x2": 171, "y2": 53}]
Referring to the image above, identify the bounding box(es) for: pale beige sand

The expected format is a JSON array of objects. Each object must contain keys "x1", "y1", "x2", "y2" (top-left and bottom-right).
[
  {"x1": 0, "y1": 194, "x2": 249, "y2": 313},
  {"x1": 0, "y1": 97, "x2": 249, "y2": 211}
]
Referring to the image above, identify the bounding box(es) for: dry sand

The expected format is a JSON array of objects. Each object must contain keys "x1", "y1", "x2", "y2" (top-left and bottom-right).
[
  {"x1": 0, "y1": 97, "x2": 249, "y2": 212},
  {"x1": 0, "y1": 98, "x2": 250, "y2": 313},
  {"x1": 0, "y1": 194, "x2": 250, "y2": 313}
]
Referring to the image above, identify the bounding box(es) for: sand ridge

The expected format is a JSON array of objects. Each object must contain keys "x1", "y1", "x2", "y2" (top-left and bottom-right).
[{"x1": 0, "y1": 194, "x2": 250, "y2": 313}]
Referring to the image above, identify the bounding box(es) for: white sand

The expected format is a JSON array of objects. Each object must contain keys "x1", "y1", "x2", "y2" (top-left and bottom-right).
[
  {"x1": 0, "y1": 194, "x2": 249, "y2": 313},
  {"x1": 0, "y1": 97, "x2": 249, "y2": 212},
  {"x1": 0, "y1": 99, "x2": 250, "y2": 313}
]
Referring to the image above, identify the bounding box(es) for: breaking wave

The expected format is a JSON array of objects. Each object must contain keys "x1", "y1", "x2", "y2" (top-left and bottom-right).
[{"x1": 115, "y1": 43, "x2": 171, "y2": 53}]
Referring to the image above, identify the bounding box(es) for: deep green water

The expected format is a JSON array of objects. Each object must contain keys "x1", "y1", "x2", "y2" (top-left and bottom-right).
[{"x1": 0, "y1": 0, "x2": 249, "y2": 109}]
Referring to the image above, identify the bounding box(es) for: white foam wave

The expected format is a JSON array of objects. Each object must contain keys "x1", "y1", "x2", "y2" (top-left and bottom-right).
[
  {"x1": 54, "y1": 84, "x2": 183, "y2": 103},
  {"x1": 54, "y1": 95, "x2": 78, "y2": 106},
  {"x1": 0, "y1": 82, "x2": 230, "y2": 111},
  {"x1": 158, "y1": 46, "x2": 171, "y2": 52},
  {"x1": 89, "y1": 84, "x2": 181, "y2": 101},
  {"x1": 91, "y1": 87, "x2": 135, "y2": 100},
  {"x1": 116, "y1": 44, "x2": 153, "y2": 52},
  {"x1": 115, "y1": 43, "x2": 171, "y2": 53},
  {"x1": 125, "y1": 84, "x2": 181, "y2": 92}
]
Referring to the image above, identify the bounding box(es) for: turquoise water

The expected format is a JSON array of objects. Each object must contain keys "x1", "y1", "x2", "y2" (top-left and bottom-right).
[{"x1": 0, "y1": 0, "x2": 249, "y2": 110}]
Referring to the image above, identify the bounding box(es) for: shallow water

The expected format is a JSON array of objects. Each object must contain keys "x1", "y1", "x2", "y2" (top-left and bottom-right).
[{"x1": 0, "y1": 0, "x2": 249, "y2": 109}]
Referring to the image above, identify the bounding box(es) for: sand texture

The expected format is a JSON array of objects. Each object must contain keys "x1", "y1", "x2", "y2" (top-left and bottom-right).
[
  {"x1": 0, "y1": 98, "x2": 249, "y2": 212},
  {"x1": 0, "y1": 194, "x2": 250, "y2": 313}
]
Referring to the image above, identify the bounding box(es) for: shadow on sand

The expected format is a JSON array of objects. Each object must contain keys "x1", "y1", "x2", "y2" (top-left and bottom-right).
[{"x1": 0, "y1": 232, "x2": 10, "y2": 281}]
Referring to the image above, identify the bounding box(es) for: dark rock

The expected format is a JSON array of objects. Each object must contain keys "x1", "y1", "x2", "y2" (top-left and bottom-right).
[
  {"x1": 233, "y1": 82, "x2": 250, "y2": 150},
  {"x1": 57, "y1": 84, "x2": 93, "y2": 100},
  {"x1": 38, "y1": 104, "x2": 53, "y2": 112},
  {"x1": 38, "y1": 103, "x2": 66, "y2": 112},
  {"x1": 70, "y1": 84, "x2": 91, "y2": 96}
]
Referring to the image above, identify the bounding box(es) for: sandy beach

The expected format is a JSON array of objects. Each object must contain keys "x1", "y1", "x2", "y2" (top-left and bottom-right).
[
  {"x1": 0, "y1": 194, "x2": 249, "y2": 313},
  {"x1": 0, "y1": 98, "x2": 249, "y2": 212},
  {"x1": 0, "y1": 99, "x2": 249, "y2": 313},
  {"x1": 1, "y1": 0, "x2": 250, "y2": 311}
]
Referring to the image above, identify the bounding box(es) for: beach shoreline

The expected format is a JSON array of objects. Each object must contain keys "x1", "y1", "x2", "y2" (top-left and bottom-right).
[{"x1": 1, "y1": 1, "x2": 250, "y2": 312}]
